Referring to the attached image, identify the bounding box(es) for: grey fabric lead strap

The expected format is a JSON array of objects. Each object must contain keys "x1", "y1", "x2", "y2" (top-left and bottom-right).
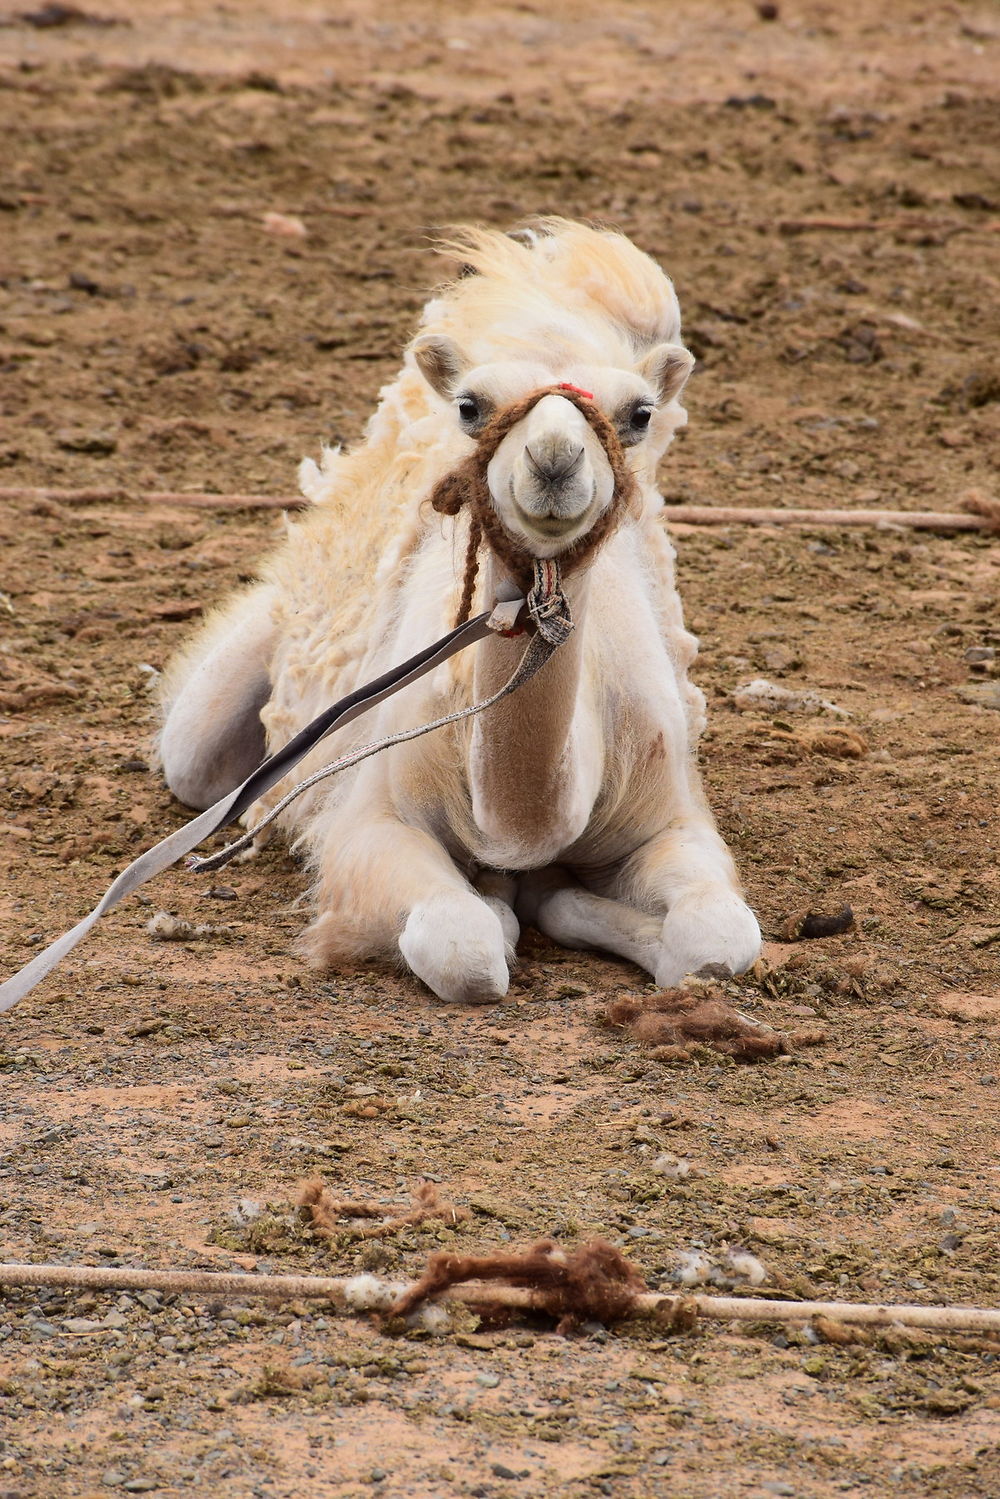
[
  {"x1": 191, "y1": 630, "x2": 557, "y2": 873},
  {"x1": 0, "y1": 607, "x2": 500, "y2": 1015}
]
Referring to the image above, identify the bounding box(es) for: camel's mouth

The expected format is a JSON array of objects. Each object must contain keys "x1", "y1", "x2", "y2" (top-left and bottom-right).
[{"x1": 507, "y1": 476, "x2": 599, "y2": 546}]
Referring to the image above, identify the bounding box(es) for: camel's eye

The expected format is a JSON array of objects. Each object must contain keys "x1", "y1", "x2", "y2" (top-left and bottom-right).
[
  {"x1": 456, "y1": 394, "x2": 482, "y2": 427},
  {"x1": 618, "y1": 400, "x2": 654, "y2": 446}
]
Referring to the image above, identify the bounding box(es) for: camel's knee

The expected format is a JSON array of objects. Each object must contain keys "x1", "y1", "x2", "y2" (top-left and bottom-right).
[
  {"x1": 159, "y1": 588, "x2": 277, "y2": 810},
  {"x1": 160, "y1": 670, "x2": 271, "y2": 810},
  {"x1": 523, "y1": 872, "x2": 662, "y2": 972},
  {"x1": 399, "y1": 892, "x2": 510, "y2": 1005}
]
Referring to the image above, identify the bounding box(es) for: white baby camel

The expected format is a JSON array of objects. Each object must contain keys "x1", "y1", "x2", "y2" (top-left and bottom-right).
[{"x1": 159, "y1": 220, "x2": 761, "y2": 1003}]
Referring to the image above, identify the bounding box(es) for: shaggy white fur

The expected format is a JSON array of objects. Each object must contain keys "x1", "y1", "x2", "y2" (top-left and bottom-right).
[{"x1": 159, "y1": 219, "x2": 761, "y2": 1002}]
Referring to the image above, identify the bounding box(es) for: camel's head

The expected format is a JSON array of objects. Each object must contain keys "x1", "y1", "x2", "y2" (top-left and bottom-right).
[{"x1": 413, "y1": 335, "x2": 693, "y2": 559}]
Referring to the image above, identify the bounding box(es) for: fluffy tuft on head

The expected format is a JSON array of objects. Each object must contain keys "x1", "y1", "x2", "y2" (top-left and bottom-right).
[{"x1": 418, "y1": 218, "x2": 683, "y2": 371}]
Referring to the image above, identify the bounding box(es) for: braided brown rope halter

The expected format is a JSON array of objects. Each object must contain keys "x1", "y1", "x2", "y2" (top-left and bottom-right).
[{"x1": 428, "y1": 385, "x2": 640, "y2": 627}]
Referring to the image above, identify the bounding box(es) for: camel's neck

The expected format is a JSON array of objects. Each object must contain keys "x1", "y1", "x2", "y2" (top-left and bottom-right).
[{"x1": 468, "y1": 553, "x2": 603, "y2": 867}]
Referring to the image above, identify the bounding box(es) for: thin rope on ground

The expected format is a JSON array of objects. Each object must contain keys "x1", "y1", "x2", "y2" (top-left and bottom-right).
[
  {"x1": 3, "y1": 486, "x2": 997, "y2": 532},
  {"x1": 2, "y1": 1257, "x2": 999, "y2": 1337}
]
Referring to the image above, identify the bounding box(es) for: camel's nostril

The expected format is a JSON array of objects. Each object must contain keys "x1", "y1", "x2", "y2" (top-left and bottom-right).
[{"x1": 525, "y1": 443, "x2": 586, "y2": 483}]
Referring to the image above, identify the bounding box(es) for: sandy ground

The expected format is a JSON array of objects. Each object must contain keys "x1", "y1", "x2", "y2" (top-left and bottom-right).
[{"x1": 1, "y1": 2, "x2": 999, "y2": 1496}]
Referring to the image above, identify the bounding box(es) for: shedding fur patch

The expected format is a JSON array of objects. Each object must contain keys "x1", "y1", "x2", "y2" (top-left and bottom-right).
[
  {"x1": 146, "y1": 911, "x2": 223, "y2": 941},
  {"x1": 390, "y1": 1237, "x2": 647, "y2": 1335},
  {"x1": 607, "y1": 981, "x2": 788, "y2": 1061},
  {"x1": 342, "y1": 1273, "x2": 410, "y2": 1312}
]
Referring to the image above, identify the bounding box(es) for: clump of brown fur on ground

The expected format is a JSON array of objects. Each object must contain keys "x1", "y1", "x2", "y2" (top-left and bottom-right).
[
  {"x1": 607, "y1": 982, "x2": 790, "y2": 1061},
  {"x1": 297, "y1": 1178, "x2": 469, "y2": 1241},
  {"x1": 390, "y1": 1237, "x2": 647, "y2": 1334},
  {"x1": 761, "y1": 724, "x2": 869, "y2": 759}
]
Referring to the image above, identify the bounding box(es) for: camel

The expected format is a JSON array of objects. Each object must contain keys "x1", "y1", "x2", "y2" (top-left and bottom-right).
[{"x1": 158, "y1": 219, "x2": 761, "y2": 1004}]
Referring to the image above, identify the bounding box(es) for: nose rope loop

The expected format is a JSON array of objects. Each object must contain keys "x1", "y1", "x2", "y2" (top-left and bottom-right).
[{"x1": 429, "y1": 385, "x2": 639, "y2": 627}]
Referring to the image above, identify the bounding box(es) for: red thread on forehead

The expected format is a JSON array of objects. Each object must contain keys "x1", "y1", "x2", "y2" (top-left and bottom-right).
[{"x1": 557, "y1": 382, "x2": 594, "y2": 400}]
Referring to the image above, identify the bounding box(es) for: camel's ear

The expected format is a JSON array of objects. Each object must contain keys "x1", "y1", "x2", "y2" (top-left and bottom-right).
[
  {"x1": 638, "y1": 342, "x2": 695, "y2": 404},
  {"x1": 412, "y1": 335, "x2": 470, "y2": 399}
]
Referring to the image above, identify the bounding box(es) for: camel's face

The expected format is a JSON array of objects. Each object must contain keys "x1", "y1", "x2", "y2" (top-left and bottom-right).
[
  {"x1": 486, "y1": 390, "x2": 615, "y2": 557},
  {"x1": 413, "y1": 336, "x2": 694, "y2": 560}
]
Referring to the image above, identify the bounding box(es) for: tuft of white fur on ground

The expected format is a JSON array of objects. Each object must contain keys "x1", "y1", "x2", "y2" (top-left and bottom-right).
[
  {"x1": 725, "y1": 1249, "x2": 767, "y2": 1286},
  {"x1": 147, "y1": 911, "x2": 193, "y2": 941},
  {"x1": 229, "y1": 1198, "x2": 264, "y2": 1227},
  {"x1": 147, "y1": 911, "x2": 224, "y2": 941},
  {"x1": 674, "y1": 1250, "x2": 714, "y2": 1287},
  {"x1": 651, "y1": 1152, "x2": 691, "y2": 1180},
  {"x1": 339, "y1": 1275, "x2": 455, "y2": 1331},
  {"x1": 733, "y1": 678, "x2": 849, "y2": 718},
  {"x1": 670, "y1": 1245, "x2": 768, "y2": 1291},
  {"x1": 341, "y1": 1274, "x2": 410, "y2": 1312},
  {"x1": 410, "y1": 1303, "x2": 453, "y2": 1335}
]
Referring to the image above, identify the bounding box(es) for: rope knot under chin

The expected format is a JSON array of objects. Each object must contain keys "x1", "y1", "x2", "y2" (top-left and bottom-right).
[
  {"x1": 527, "y1": 559, "x2": 574, "y2": 646},
  {"x1": 429, "y1": 384, "x2": 639, "y2": 627}
]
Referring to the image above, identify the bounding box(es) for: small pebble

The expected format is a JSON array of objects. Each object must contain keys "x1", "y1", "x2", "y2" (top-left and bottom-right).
[{"x1": 476, "y1": 1372, "x2": 501, "y2": 1388}]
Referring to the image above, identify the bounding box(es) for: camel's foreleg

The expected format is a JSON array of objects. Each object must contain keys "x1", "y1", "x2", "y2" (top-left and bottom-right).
[
  {"x1": 518, "y1": 821, "x2": 760, "y2": 986},
  {"x1": 472, "y1": 870, "x2": 521, "y2": 952},
  {"x1": 622, "y1": 821, "x2": 762, "y2": 986},
  {"x1": 158, "y1": 586, "x2": 277, "y2": 810},
  {"x1": 305, "y1": 817, "x2": 514, "y2": 1005},
  {"x1": 517, "y1": 867, "x2": 662, "y2": 973}
]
